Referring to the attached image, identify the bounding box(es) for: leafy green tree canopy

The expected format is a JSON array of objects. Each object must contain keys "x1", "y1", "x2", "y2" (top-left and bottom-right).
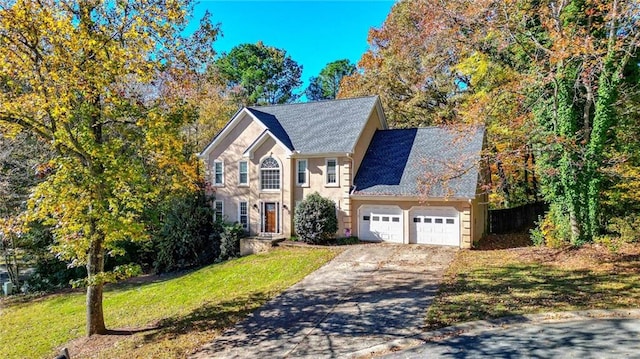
[
  {"x1": 215, "y1": 42, "x2": 303, "y2": 105},
  {"x1": 0, "y1": 0, "x2": 216, "y2": 335},
  {"x1": 305, "y1": 59, "x2": 356, "y2": 101}
]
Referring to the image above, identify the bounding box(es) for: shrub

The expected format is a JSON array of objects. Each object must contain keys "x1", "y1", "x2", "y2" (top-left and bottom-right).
[
  {"x1": 606, "y1": 214, "x2": 640, "y2": 243},
  {"x1": 153, "y1": 191, "x2": 218, "y2": 273},
  {"x1": 530, "y1": 204, "x2": 572, "y2": 247},
  {"x1": 15, "y1": 223, "x2": 85, "y2": 292},
  {"x1": 294, "y1": 192, "x2": 338, "y2": 244},
  {"x1": 218, "y1": 222, "x2": 245, "y2": 260}
]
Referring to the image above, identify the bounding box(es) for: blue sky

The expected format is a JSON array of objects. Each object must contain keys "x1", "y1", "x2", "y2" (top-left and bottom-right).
[{"x1": 190, "y1": 1, "x2": 395, "y2": 96}]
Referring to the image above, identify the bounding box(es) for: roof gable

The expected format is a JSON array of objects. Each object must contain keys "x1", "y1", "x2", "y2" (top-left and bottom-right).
[
  {"x1": 246, "y1": 96, "x2": 384, "y2": 154},
  {"x1": 200, "y1": 96, "x2": 386, "y2": 159},
  {"x1": 353, "y1": 127, "x2": 485, "y2": 199}
]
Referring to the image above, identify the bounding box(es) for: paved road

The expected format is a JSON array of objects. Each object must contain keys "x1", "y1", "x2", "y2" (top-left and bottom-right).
[
  {"x1": 383, "y1": 318, "x2": 640, "y2": 358},
  {"x1": 192, "y1": 244, "x2": 456, "y2": 359}
]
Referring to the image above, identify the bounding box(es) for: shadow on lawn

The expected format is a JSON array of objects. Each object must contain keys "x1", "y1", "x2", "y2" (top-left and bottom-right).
[
  {"x1": 136, "y1": 292, "x2": 272, "y2": 342},
  {"x1": 427, "y1": 262, "x2": 640, "y2": 330}
]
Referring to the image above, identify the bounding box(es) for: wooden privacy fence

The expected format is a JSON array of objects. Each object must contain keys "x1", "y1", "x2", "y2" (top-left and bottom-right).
[{"x1": 489, "y1": 202, "x2": 548, "y2": 234}]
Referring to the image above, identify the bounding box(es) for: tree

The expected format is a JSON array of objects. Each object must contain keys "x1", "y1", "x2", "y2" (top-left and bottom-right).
[
  {"x1": 294, "y1": 192, "x2": 338, "y2": 244},
  {"x1": 305, "y1": 59, "x2": 356, "y2": 101},
  {"x1": 0, "y1": 0, "x2": 214, "y2": 335},
  {"x1": 215, "y1": 42, "x2": 303, "y2": 105},
  {"x1": 497, "y1": 0, "x2": 640, "y2": 243}
]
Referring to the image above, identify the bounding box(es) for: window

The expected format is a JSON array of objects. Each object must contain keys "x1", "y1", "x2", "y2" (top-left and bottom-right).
[
  {"x1": 214, "y1": 200, "x2": 224, "y2": 222},
  {"x1": 238, "y1": 161, "x2": 248, "y2": 186},
  {"x1": 260, "y1": 157, "x2": 280, "y2": 190},
  {"x1": 363, "y1": 215, "x2": 370, "y2": 221},
  {"x1": 435, "y1": 218, "x2": 443, "y2": 224},
  {"x1": 425, "y1": 218, "x2": 433, "y2": 223},
  {"x1": 213, "y1": 161, "x2": 224, "y2": 186},
  {"x1": 392, "y1": 217, "x2": 400, "y2": 223},
  {"x1": 382, "y1": 216, "x2": 390, "y2": 222},
  {"x1": 413, "y1": 217, "x2": 421, "y2": 223},
  {"x1": 372, "y1": 216, "x2": 380, "y2": 221},
  {"x1": 296, "y1": 159, "x2": 308, "y2": 186},
  {"x1": 326, "y1": 158, "x2": 338, "y2": 186},
  {"x1": 446, "y1": 218, "x2": 455, "y2": 224},
  {"x1": 239, "y1": 201, "x2": 248, "y2": 230}
]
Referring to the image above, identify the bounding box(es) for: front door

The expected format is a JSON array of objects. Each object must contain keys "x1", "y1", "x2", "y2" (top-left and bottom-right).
[{"x1": 264, "y1": 203, "x2": 277, "y2": 233}]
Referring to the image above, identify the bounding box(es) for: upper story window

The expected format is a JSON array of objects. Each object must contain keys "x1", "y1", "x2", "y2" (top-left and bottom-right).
[
  {"x1": 238, "y1": 161, "x2": 248, "y2": 186},
  {"x1": 326, "y1": 158, "x2": 338, "y2": 186},
  {"x1": 260, "y1": 156, "x2": 280, "y2": 191},
  {"x1": 296, "y1": 159, "x2": 308, "y2": 186},
  {"x1": 213, "y1": 161, "x2": 224, "y2": 186}
]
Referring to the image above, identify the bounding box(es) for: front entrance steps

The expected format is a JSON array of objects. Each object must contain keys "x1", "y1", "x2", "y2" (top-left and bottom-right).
[{"x1": 240, "y1": 236, "x2": 285, "y2": 256}]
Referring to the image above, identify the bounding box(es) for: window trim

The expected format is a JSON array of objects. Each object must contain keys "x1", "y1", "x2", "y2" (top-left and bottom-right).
[
  {"x1": 213, "y1": 160, "x2": 224, "y2": 186},
  {"x1": 296, "y1": 159, "x2": 308, "y2": 187},
  {"x1": 325, "y1": 158, "x2": 339, "y2": 187},
  {"x1": 238, "y1": 201, "x2": 249, "y2": 231},
  {"x1": 259, "y1": 156, "x2": 281, "y2": 192},
  {"x1": 214, "y1": 200, "x2": 224, "y2": 222},
  {"x1": 238, "y1": 160, "x2": 249, "y2": 186}
]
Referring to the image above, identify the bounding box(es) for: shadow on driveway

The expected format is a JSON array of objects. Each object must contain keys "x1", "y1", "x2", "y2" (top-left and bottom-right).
[{"x1": 192, "y1": 244, "x2": 456, "y2": 359}]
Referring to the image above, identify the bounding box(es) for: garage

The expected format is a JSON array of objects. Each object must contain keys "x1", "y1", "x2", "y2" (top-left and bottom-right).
[
  {"x1": 358, "y1": 205, "x2": 403, "y2": 243},
  {"x1": 411, "y1": 207, "x2": 460, "y2": 246}
]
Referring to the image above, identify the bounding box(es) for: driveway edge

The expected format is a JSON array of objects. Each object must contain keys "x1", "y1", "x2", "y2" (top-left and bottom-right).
[{"x1": 349, "y1": 308, "x2": 640, "y2": 358}]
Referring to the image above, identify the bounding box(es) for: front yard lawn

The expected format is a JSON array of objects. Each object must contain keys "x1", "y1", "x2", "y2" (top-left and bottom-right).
[
  {"x1": 426, "y1": 237, "x2": 640, "y2": 330},
  {"x1": 0, "y1": 247, "x2": 340, "y2": 359}
]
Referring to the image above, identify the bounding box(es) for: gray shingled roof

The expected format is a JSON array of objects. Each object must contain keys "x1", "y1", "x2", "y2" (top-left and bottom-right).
[
  {"x1": 246, "y1": 96, "x2": 379, "y2": 154},
  {"x1": 353, "y1": 127, "x2": 485, "y2": 198}
]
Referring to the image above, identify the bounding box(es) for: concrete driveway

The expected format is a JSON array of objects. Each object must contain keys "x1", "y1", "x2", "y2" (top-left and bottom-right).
[
  {"x1": 383, "y1": 317, "x2": 640, "y2": 358},
  {"x1": 192, "y1": 243, "x2": 456, "y2": 359}
]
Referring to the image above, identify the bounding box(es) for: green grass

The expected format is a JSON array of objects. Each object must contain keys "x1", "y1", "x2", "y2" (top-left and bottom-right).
[
  {"x1": 0, "y1": 247, "x2": 339, "y2": 359},
  {"x1": 425, "y1": 245, "x2": 640, "y2": 330}
]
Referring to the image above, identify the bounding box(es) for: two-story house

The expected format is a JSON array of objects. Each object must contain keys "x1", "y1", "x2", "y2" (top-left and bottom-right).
[{"x1": 200, "y1": 96, "x2": 486, "y2": 248}]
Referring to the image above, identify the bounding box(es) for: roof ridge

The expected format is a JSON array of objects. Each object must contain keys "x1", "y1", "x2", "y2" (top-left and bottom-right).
[{"x1": 247, "y1": 95, "x2": 378, "y2": 109}]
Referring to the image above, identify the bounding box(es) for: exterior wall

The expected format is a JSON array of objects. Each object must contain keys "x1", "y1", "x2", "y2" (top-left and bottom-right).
[
  {"x1": 471, "y1": 192, "x2": 488, "y2": 245},
  {"x1": 351, "y1": 108, "x2": 384, "y2": 176},
  {"x1": 350, "y1": 198, "x2": 481, "y2": 248},
  {"x1": 292, "y1": 156, "x2": 352, "y2": 237},
  {"x1": 206, "y1": 113, "x2": 293, "y2": 237}
]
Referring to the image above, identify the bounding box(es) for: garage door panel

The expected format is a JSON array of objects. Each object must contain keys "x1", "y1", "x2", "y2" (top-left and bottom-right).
[
  {"x1": 359, "y1": 206, "x2": 403, "y2": 243},
  {"x1": 411, "y1": 207, "x2": 460, "y2": 246}
]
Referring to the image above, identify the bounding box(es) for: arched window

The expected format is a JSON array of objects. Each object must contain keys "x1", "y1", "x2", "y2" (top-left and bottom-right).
[{"x1": 260, "y1": 157, "x2": 280, "y2": 190}]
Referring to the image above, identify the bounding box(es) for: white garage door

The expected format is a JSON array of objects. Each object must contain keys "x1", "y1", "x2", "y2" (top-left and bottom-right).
[
  {"x1": 411, "y1": 207, "x2": 460, "y2": 246},
  {"x1": 358, "y1": 206, "x2": 403, "y2": 243}
]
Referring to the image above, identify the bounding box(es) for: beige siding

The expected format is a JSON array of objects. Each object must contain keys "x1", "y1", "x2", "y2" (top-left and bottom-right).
[
  {"x1": 351, "y1": 108, "x2": 384, "y2": 176},
  {"x1": 206, "y1": 113, "x2": 294, "y2": 237},
  {"x1": 471, "y1": 192, "x2": 488, "y2": 246},
  {"x1": 293, "y1": 157, "x2": 352, "y2": 237}
]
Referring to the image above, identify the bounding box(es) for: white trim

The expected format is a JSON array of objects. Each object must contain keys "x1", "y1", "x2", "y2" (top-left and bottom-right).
[
  {"x1": 259, "y1": 155, "x2": 282, "y2": 192},
  {"x1": 238, "y1": 160, "x2": 249, "y2": 186},
  {"x1": 200, "y1": 108, "x2": 267, "y2": 159},
  {"x1": 242, "y1": 130, "x2": 293, "y2": 159},
  {"x1": 290, "y1": 152, "x2": 350, "y2": 158},
  {"x1": 325, "y1": 158, "x2": 339, "y2": 187},
  {"x1": 238, "y1": 200, "x2": 249, "y2": 231},
  {"x1": 213, "y1": 160, "x2": 224, "y2": 186},
  {"x1": 214, "y1": 200, "x2": 224, "y2": 222},
  {"x1": 296, "y1": 159, "x2": 309, "y2": 187}
]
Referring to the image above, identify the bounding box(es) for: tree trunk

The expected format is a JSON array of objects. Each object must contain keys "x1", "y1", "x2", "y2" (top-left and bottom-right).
[{"x1": 86, "y1": 233, "x2": 106, "y2": 335}]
